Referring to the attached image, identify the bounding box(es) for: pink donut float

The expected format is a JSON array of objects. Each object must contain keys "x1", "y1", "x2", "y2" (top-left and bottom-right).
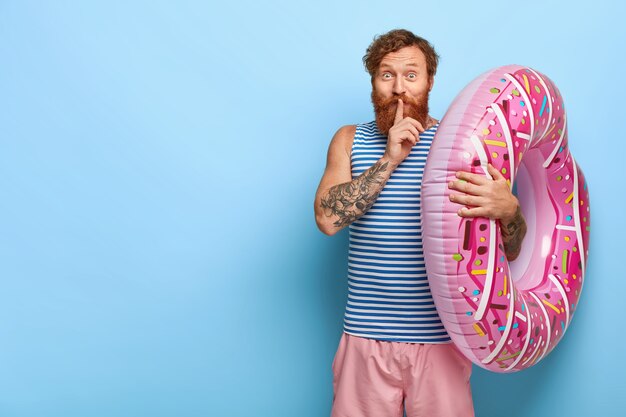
[{"x1": 422, "y1": 65, "x2": 590, "y2": 372}]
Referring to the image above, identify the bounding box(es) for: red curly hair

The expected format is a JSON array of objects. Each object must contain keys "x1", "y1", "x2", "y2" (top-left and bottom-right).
[{"x1": 363, "y1": 29, "x2": 440, "y2": 80}]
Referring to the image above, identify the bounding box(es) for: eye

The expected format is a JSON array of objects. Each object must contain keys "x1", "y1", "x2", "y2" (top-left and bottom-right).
[
  {"x1": 407, "y1": 73, "x2": 417, "y2": 80},
  {"x1": 381, "y1": 72, "x2": 393, "y2": 80}
]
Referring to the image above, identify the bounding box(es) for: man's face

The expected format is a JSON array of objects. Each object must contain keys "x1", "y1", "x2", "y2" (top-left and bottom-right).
[{"x1": 371, "y1": 46, "x2": 433, "y2": 135}]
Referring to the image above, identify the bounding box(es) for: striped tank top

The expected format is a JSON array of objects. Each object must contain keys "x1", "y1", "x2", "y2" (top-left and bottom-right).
[{"x1": 343, "y1": 120, "x2": 452, "y2": 344}]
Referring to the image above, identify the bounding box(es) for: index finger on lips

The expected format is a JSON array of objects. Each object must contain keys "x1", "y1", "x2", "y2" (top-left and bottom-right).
[{"x1": 394, "y1": 99, "x2": 404, "y2": 125}]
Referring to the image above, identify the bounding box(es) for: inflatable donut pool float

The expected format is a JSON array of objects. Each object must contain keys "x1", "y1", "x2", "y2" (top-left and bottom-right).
[{"x1": 422, "y1": 65, "x2": 590, "y2": 372}]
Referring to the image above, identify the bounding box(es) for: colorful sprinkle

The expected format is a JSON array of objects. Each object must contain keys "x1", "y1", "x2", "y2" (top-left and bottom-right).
[
  {"x1": 539, "y1": 95, "x2": 547, "y2": 116},
  {"x1": 496, "y1": 351, "x2": 521, "y2": 362},
  {"x1": 523, "y1": 74, "x2": 530, "y2": 94},
  {"x1": 453, "y1": 253, "x2": 464, "y2": 262},
  {"x1": 542, "y1": 299, "x2": 561, "y2": 314},
  {"x1": 473, "y1": 322, "x2": 486, "y2": 336},
  {"x1": 490, "y1": 88, "x2": 500, "y2": 94},
  {"x1": 484, "y1": 140, "x2": 506, "y2": 147}
]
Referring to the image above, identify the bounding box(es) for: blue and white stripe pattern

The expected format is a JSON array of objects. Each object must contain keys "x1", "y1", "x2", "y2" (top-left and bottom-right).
[{"x1": 343, "y1": 120, "x2": 451, "y2": 343}]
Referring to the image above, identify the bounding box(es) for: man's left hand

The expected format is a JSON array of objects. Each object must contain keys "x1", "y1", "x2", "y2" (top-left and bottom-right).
[{"x1": 448, "y1": 163, "x2": 518, "y2": 222}]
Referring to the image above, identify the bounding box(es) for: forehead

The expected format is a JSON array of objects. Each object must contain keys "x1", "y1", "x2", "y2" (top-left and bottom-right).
[{"x1": 378, "y1": 46, "x2": 426, "y2": 70}]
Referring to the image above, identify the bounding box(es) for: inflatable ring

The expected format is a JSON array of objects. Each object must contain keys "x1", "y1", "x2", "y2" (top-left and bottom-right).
[{"x1": 422, "y1": 65, "x2": 590, "y2": 372}]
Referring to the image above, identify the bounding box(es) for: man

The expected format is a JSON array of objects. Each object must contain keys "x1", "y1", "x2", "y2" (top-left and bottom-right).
[{"x1": 314, "y1": 29, "x2": 527, "y2": 417}]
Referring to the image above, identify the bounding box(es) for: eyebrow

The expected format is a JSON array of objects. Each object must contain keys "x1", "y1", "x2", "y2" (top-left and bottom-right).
[{"x1": 379, "y1": 62, "x2": 421, "y2": 69}]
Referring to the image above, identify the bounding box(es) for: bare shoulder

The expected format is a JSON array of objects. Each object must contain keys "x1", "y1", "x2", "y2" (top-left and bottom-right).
[
  {"x1": 330, "y1": 124, "x2": 356, "y2": 158},
  {"x1": 335, "y1": 124, "x2": 357, "y2": 137}
]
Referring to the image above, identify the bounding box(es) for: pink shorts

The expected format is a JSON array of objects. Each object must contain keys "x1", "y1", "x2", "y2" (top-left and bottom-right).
[{"x1": 331, "y1": 332, "x2": 474, "y2": 417}]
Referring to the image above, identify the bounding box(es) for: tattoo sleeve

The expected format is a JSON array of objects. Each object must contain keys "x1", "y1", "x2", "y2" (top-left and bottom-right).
[
  {"x1": 320, "y1": 160, "x2": 391, "y2": 230},
  {"x1": 501, "y1": 205, "x2": 527, "y2": 261}
]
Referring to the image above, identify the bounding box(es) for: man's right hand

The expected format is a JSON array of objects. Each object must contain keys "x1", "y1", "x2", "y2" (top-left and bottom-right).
[{"x1": 384, "y1": 99, "x2": 425, "y2": 166}]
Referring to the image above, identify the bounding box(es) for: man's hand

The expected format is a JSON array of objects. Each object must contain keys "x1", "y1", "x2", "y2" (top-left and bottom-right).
[
  {"x1": 447, "y1": 163, "x2": 517, "y2": 221},
  {"x1": 448, "y1": 163, "x2": 527, "y2": 261},
  {"x1": 383, "y1": 99, "x2": 425, "y2": 167}
]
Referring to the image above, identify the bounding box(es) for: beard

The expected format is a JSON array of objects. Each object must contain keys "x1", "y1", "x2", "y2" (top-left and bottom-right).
[{"x1": 371, "y1": 89, "x2": 430, "y2": 136}]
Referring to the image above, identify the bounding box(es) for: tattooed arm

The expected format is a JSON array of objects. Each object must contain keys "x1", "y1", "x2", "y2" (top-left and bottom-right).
[
  {"x1": 317, "y1": 158, "x2": 396, "y2": 234},
  {"x1": 314, "y1": 125, "x2": 399, "y2": 236},
  {"x1": 448, "y1": 163, "x2": 527, "y2": 261},
  {"x1": 500, "y1": 204, "x2": 527, "y2": 261}
]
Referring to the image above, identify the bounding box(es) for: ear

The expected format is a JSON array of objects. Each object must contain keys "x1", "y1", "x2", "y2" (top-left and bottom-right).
[{"x1": 428, "y1": 76, "x2": 434, "y2": 92}]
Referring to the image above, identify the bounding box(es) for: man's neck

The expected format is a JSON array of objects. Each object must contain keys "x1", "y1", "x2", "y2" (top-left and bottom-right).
[{"x1": 425, "y1": 115, "x2": 439, "y2": 130}]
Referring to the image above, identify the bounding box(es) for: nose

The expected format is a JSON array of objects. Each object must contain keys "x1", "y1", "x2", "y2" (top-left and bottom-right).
[{"x1": 392, "y1": 76, "x2": 406, "y2": 95}]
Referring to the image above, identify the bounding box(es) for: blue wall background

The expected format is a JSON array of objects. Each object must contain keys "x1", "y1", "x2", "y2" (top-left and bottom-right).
[{"x1": 1, "y1": 1, "x2": 624, "y2": 416}]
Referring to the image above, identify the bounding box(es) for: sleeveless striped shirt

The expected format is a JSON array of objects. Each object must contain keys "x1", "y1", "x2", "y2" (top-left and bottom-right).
[{"x1": 343, "y1": 120, "x2": 452, "y2": 344}]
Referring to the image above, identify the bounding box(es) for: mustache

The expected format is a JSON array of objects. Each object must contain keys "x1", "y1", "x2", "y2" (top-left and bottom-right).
[{"x1": 376, "y1": 93, "x2": 421, "y2": 109}]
